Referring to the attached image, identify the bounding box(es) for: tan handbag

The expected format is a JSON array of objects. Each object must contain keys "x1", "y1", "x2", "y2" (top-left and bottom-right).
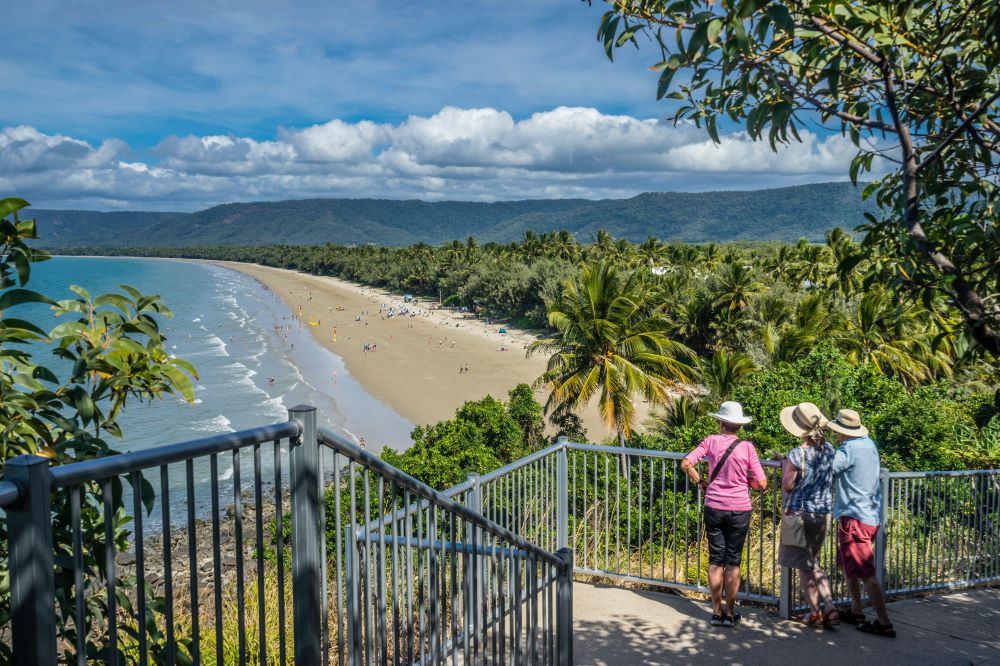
[{"x1": 780, "y1": 510, "x2": 808, "y2": 548}]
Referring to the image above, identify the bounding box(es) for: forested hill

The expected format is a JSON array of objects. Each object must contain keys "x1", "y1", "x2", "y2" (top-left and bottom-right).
[{"x1": 34, "y1": 182, "x2": 873, "y2": 247}]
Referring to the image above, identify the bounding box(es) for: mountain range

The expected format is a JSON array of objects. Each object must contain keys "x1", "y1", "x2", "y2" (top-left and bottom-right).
[{"x1": 33, "y1": 182, "x2": 873, "y2": 247}]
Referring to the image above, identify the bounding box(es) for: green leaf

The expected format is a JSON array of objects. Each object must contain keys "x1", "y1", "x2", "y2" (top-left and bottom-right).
[
  {"x1": 0, "y1": 288, "x2": 56, "y2": 310},
  {"x1": 707, "y1": 19, "x2": 723, "y2": 45},
  {"x1": 0, "y1": 198, "x2": 29, "y2": 219}
]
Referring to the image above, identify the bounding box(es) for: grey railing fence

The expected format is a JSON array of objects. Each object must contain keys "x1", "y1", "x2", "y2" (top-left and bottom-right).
[
  {"x1": 442, "y1": 439, "x2": 1000, "y2": 618},
  {"x1": 0, "y1": 407, "x2": 573, "y2": 666}
]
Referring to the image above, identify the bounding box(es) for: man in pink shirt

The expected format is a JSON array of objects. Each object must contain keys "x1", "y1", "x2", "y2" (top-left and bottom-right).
[{"x1": 681, "y1": 401, "x2": 767, "y2": 627}]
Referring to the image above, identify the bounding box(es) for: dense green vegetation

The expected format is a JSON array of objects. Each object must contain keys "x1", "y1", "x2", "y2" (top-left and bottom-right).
[
  {"x1": 599, "y1": 0, "x2": 1000, "y2": 353},
  {"x1": 36, "y1": 182, "x2": 874, "y2": 247}
]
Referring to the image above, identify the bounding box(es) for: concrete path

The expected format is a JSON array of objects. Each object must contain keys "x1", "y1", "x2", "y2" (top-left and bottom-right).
[{"x1": 573, "y1": 582, "x2": 1000, "y2": 665}]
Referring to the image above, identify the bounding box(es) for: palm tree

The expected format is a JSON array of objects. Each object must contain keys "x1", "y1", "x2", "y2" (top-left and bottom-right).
[
  {"x1": 833, "y1": 288, "x2": 952, "y2": 385},
  {"x1": 528, "y1": 261, "x2": 695, "y2": 445},
  {"x1": 699, "y1": 349, "x2": 755, "y2": 399},
  {"x1": 711, "y1": 262, "x2": 764, "y2": 312}
]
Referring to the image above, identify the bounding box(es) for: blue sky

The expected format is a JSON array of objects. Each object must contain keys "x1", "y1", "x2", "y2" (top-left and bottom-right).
[{"x1": 1, "y1": 0, "x2": 858, "y2": 210}]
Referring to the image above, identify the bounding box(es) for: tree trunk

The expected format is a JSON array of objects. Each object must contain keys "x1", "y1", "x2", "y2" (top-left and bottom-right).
[{"x1": 884, "y1": 72, "x2": 1000, "y2": 355}]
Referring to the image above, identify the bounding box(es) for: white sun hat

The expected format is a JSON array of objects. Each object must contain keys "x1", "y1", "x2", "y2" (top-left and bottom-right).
[{"x1": 708, "y1": 401, "x2": 753, "y2": 425}]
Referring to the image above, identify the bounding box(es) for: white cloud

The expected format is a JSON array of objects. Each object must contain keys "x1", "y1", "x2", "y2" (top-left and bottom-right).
[{"x1": 1, "y1": 107, "x2": 873, "y2": 210}]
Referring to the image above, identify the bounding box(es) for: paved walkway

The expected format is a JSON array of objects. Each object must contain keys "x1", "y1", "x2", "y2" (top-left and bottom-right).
[{"x1": 573, "y1": 582, "x2": 1000, "y2": 665}]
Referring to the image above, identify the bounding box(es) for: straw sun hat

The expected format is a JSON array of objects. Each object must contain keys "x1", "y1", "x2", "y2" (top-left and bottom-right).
[
  {"x1": 708, "y1": 400, "x2": 753, "y2": 425},
  {"x1": 828, "y1": 409, "x2": 869, "y2": 437},
  {"x1": 780, "y1": 402, "x2": 829, "y2": 439}
]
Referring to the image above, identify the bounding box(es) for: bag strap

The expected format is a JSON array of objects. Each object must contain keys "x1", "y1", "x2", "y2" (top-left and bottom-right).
[{"x1": 707, "y1": 438, "x2": 743, "y2": 486}]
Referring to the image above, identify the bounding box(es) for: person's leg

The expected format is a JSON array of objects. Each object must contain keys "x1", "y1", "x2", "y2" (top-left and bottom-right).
[
  {"x1": 814, "y1": 567, "x2": 834, "y2": 610},
  {"x1": 847, "y1": 576, "x2": 864, "y2": 614},
  {"x1": 723, "y1": 565, "x2": 741, "y2": 616},
  {"x1": 708, "y1": 564, "x2": 725, "y2": 616},
  {"x1": 800, "y1": 569, "x2": 820, "y2": 614},
  {"x1": 863, "y1": 575, "x2": 891, "y2": 625}
]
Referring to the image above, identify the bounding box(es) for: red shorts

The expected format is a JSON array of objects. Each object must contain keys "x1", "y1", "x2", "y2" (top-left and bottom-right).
[{"x1": 837, "y1": 516, "x2": 879, "y2": 579}]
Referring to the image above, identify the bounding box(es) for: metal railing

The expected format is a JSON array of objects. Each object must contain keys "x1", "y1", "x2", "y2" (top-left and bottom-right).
[
  {"x1": 444, "y1": 439, "x2": 1000, "y2": 619},
  {"x1": 0, "y1": 407, "x2": 573, "y2": 665}
]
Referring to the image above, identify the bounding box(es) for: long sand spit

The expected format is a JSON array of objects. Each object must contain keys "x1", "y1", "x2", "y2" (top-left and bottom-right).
[{"x1": 209, "y1": 261, "x2": 653, "y2": 442}]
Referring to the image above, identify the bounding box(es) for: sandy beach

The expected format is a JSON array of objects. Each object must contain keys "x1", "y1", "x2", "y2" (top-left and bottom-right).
[{"x1": 208, "y1": 261, "x2": 653, "y2": 441}]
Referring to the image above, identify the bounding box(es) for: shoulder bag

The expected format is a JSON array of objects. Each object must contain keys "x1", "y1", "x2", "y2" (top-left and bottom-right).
[{"x1": 780, "y1": 448, "x2": 809, "y2": 548}]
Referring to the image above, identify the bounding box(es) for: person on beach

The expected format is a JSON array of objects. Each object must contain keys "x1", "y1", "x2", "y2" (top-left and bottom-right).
[
  {"x1": 829, "y1": 409, "x2": 895, "y2": 637},
  {"x1": 681, "y1": 401, "x2": 767, "y2": 628},
  {"x1": 777, "y1": 402, "x2": 840, "y2": 627}
]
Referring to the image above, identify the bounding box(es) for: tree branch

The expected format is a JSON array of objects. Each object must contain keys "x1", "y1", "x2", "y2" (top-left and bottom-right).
[{"x1": 917, "y1": 90, "x2": 1000, "y2": 172}]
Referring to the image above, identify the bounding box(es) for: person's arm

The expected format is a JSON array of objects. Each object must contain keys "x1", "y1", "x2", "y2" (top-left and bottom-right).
[
  {"x1": 832, "y1": 443, "x2": 851, "y2": 475},
  {"x1": 747, "y1": 444, "x2": 768, "y2": 491},
  {"x1": 782, "y1": 458, "x2": 799, "y2": 494},
  {"x1": 681, "y1": 440, "x2": 709, "y2": 490}
]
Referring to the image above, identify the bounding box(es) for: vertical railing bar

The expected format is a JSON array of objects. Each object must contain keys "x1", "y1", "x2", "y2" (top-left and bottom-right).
[
  {"x1": 233, "y1": 448, "x2": 248, "y2": 665},
  {"x1": 672, "y1": 460, "x2": 678, "y2": 583},
  {"x1": 593, "y1": 453, "x2": 598, "y2": 575},
  {"x1": 319, "y1": 443, "x2": 329, "y2": 666},
  {"x1": 71, "y1": 485, "x2": 86, "y2": 666},
  {"x1": 210, "y1": 453, "x2": 224, "y2": 666},
  {"x1": 103, "y1": 479, "x2": 120, "y2": 666},
  {"x1": 683, "y1": 470, "x2": 689, "y2": 586},
  {"x1": 131, "y1": 472, "x2": 149, "y2": 666},
  {"x1": 648, "y1": 457, "x2": 654, "y2": 581},
  {"x1": 771, "y1": 468, "x2": 778, "y2": 597},
  {"x1": 160, "y1": 465, "x2": 175, "y2": 666},
  {"x1": 417, "y1": 500, "x2": 426, "y2": 665},
  {"x1": 637, "y1": 455, "x2": 642, "y2": 579},
  {"x1": 274, "y1": 439, "x2": 287, "y2": 666},
  {"x1": 363, "y1": 470, "x2": 374, "y2": 666},
  {"x1": 696, "y1": 473, "x2": 702, "y2": 590},
  {"x1": 403, "y1": 487, "x2": 414, "y2": 666},
  {"x1": 660, "y1": 458, "x2": 667, "y2": 580},
  {"x1": 333, "y1": 451, "x2": 345, "y2": 666},
  {"x1": 390, "y1": 482, "x2": 401, "y2": 666},
  {"x1": 449, "y1": 512, "x2": 458, "y2": 666},
  {"x1": 253, "y1": 443, "x2": 268, "y2": 666},
  {"x1": 615, "y1": 455, "x2": 621, "y2": 575},
  {"x1": 185, "y1": 460, "x2": 201, "y2": 665},
  {"x1": 582, "y1": 454, "x2": 588, "y2": 570},
  {"x1": 377, "y1": 477, "x2": 388, "y2": 665},
  {"x1": 604, "y1": 454, "x2": 609, "y2": 573},
  {"x1": 626, "y1": 454, "x2": 632, "y2": 577}
]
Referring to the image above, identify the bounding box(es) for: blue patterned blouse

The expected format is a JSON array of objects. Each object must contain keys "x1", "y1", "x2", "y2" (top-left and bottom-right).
[{"x1": 785, "y1": 443, "x2": 835, "y2": 514}]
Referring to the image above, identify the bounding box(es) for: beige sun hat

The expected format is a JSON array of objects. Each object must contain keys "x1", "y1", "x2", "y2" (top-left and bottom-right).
[
  {"x1": 779, "y1": 402, "x2": 829, "y2": 438},
  {"x1": 828, "y1": 408, "x2": 869, "y2": 437},
  {"x1": 708, "y1": 400, "x2": 753, "y2": 425}
]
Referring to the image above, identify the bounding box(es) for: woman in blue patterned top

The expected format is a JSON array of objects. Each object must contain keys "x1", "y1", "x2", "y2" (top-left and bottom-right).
[{"x1": 778, "y1": 402, "x2": 840, "y2": 626}]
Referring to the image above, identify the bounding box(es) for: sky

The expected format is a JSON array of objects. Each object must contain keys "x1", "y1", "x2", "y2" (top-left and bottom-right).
[{"x1": 1, "y1": 0, "x2": 861, "y2": 211}]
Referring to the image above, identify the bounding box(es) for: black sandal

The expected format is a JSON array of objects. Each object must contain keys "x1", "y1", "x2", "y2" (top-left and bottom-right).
[
  {"x1": 857, "y1": 619, "x2": 896, "y2": 638},
  {"x1": 839, "y1": 609, "x2": 866, "y2": 625}
]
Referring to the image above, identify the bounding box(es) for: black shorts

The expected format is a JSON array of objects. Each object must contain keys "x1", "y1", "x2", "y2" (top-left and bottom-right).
[{"x1": 704, "y1": 506, "x2": 751, "y2": 566}]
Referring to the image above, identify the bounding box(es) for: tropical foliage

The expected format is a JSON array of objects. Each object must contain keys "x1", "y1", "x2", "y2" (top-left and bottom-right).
[{"x1": 596, "y1": 0, "x2": 1000, "y2": 353}]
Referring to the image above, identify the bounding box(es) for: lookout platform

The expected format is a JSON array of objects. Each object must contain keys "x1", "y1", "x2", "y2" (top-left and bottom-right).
[{"x1": 573, "y1": 582, "x2": 1000, "y2": 665}]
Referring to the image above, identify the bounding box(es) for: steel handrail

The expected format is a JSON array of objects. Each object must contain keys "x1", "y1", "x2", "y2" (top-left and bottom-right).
[
  {"x1": 318, "y1": 426, "x2": 565, "y2": 567},
  {"x1": 50, "y1": 421, "x2": 301, "y2": 488},
  {"x1": 0, "y1": 479, "x2": 20, "y2": 507},
  {"x1": 473, "y1": 441, "x2": 563, "y2": 486}
]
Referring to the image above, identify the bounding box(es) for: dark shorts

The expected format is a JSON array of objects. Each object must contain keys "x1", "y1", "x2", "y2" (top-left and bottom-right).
[
  {"x1": 704, "y1": 506, "x2": 751, "y2": 566},
  {"x1": 837, "y1": 516, "x2": 879, "y2": 579}
]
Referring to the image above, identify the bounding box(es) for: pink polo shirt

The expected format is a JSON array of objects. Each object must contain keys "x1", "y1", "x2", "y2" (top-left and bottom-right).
[{"x1": 685, "y1": 434, "x2": 765, "y2": 512}]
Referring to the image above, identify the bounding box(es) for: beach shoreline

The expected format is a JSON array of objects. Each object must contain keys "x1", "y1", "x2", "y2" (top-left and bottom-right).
[{"x1": 204, "y1": 260, "x2": 651, "y2": 440}]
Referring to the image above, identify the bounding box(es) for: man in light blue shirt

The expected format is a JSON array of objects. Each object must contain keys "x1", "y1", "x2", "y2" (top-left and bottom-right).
[{"x1": 830, "y1": 409, "x2": 894, "y2": 637}]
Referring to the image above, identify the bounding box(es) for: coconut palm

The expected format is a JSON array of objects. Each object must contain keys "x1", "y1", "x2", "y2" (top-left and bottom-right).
[
  {"x1": 528, "y1": 261, "x2": 695, "y2": 444},
  {"x1": 699, "y1": 349, "x2": 755, "y2": 399},
  {"x1": 711, "y1": 262, "x2": 764, "y2": 312},
  {"x1": 833, "y1": 288, "x2": 952, "y2": 385}
]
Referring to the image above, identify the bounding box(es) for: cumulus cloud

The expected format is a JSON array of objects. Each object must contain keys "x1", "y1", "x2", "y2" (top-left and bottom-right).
[{"x1": 1, "y1": 107, "x2": 873, "y2": 210}]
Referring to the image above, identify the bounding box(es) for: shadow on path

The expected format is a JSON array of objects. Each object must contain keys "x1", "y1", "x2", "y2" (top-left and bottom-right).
[{"x1": 573, "y1": 582, "x2": 1000, "y2": 665}]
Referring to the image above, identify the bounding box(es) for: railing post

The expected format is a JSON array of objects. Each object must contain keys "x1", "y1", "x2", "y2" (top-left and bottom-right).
[
  {"x1": 289, "y1": 405, "x2": 321, "y2": 666},
  {"x1": 465, "y1": 472, "x2": 483, "y2": 646},
  {"x1": 556, "y1": 438, "x2": 568, "y2": 551},
  {"x1": 555, "y1": 547, "x2": 573, "y2": 666},
  {"x1": 344, "y1": 527, "x2": 363, "y2": 666},
  {"x1": 875, "y1": 467, "x2": 890, "y2": 587},
  {"x1": 4, "y1": 454, "x2": 56, "y2": 666},
  {"x1": 778, "y1": 566, "x2": 794, "y2": 619}
]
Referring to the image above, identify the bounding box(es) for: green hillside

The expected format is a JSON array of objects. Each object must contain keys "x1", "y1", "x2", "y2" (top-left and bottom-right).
[{"x1": 33, "y1": 182, "x2": 873, "y2": 247}]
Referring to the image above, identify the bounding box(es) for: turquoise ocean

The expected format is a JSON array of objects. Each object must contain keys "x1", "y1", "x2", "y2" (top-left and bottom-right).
[{"x1": 30, "y1": 257, "x2": 415, "y2": 523}]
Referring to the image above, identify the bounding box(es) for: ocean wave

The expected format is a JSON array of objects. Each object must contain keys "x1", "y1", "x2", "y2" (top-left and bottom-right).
[
  {"x1": 217, "y1": 462, "x2": 234, "y2": 481},
  {"x1": 193, "y1": 414, "x2": 234, "y2": 434},
  {"x1": 259, "y1": 395, "x2": 287, "y2": 420}
]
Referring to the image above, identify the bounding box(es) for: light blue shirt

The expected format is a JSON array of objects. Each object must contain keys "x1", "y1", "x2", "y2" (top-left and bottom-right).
[{"x1": 832, "y1": 436, "x2": 882, "y2": 526}]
